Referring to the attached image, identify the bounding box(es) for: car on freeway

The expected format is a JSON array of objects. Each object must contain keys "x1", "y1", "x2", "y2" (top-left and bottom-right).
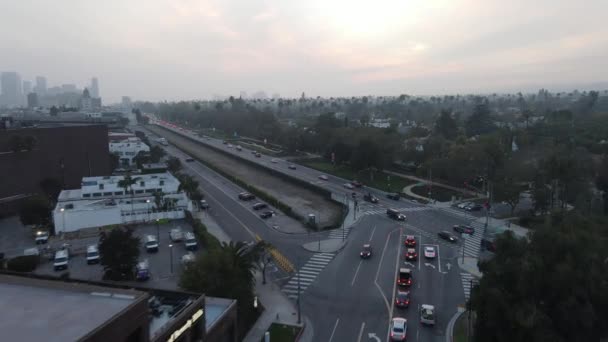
[
  {"x1": 424, "y1": 246, "x2": 436, "y2": 259},
  {"x1": 35, "y1": 230, "x2": 49, "y2": 244},
  {"x1": 360, "y1": 244, "x2": 372, "y2": 259},
  {"x1": 465, "y1": 203, "x2": 483, "y2": 211},
  {"x1": 404, "y1": 235, "x2": 416, "y2": 247},
  {"x1": 438, "y1": 231, "x2": 458, "y2": 243},
  {"x1": 236, "y1": 145, "x2": 242, "y2": 151},
  {"x1": 363, "y1": 193, "x2": 378, "y2": 203},
  {"x1": 288, "y1": 164, "x2": 297, "y2": 170},
  {"x1": 351, "y1": 180, "x2": 363, "y2": 188},
  {"x1": 185, "y1": 157, "x2": 195, "y2": 162},
  {"x1": 252, "y1": 202, "x2": 268, "y2": 210},
  {"x1": 271, "y1": 158, "x2": 279, "y2": 163},
  {"x1": 343, "y1": 183, "x2": 354, "y2": 189},
  {"x1": 395, "y1": 291, "x2": 410, "y2": 308},
  {"x1": 420, "y1": 304, "x2": 436, "y2": 325},
  {"x1": 255, "y1": 152, "x2": 262, "y2": 157},
  {"x1": 457, "y1": 202, "x2": 471, "y2": 209},
  {"x1": 251, "y1": 150, "x2": 257, "y2": 154},
  {"x1": 260, "y1": 211, "x2": 274, "y2": 219},
  {"x1": 222, "y1": 140, "x2": 228, "y2": 145},
  {"x1": 238, "y1": 192, "x2": 256, "y2": 201},
  {"x1": 387, "y1": 208, "x2": 406, "y2": 221},
  {"x1": 453, "y1": 224, "x2": 475, "y2": 235},
  {"x1": 397, "y1": 268, "x2": 413, "y2": 287},
  {"x1": 389, "y1": 317, "x2": 407, "y2": 341},
  {"x1": 227, "y1": 143, "x2": 233, "y2": 148},
  {"x1": 405, "y1": 248, "x2": 418, "y2": 261},
  {"x1": 386, "y1": 193, "x2": 400, "y2": 201},
  {"x1": 318, "y1": 175, "x2": 329, "y2": 180}
]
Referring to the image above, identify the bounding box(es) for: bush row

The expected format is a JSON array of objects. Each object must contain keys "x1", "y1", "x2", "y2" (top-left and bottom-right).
[{"x1": 6, "y1": 255, "x2": 39, "y2": 272}]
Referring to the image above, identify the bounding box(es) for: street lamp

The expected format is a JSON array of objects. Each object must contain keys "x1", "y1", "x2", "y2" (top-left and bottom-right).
[
  {"x1": 168, "y1": 244, "x2": 173, "y2": 274},
  {"x1": 146, "y1": 199, "x2": 150, "y2": 222},
  {"x1": 60, "y1": 208, "x2": 65, "y2": 232},
  {"x1": 156, "y1": 218, "x2": 160, "y2": 242}
]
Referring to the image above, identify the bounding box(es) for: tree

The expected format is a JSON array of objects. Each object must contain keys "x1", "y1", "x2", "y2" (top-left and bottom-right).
[
  {"x1": 166, "y1": 156, "x2": 182, "y2": 174},
  {"x1": 465, "y1": 102, "x2": 496, "y2": 137},
  {"x1": 434, "y1": 110, "x2": 458, "y2": 140},
  {"x1": 149, "y1": 145, "x2": 166, "y2": 163},
  {"x1": 9, "y1": 135, "x2": 23, "y2": 153},
  {"x1": 493, "y1": 177, "x2": 521, "y2": 215},
  {"x1": 596, "y1": 156, "x2": 608, "y2": 215},
  {"x1": 23, "y1": 136, "x2": 37, "y2": 151},
  {"x1": 39, "y1": 178, "x2": 62, "y2": 203},
  {"x1": 471, "y1": 214, "x2": 608, "y2": 342},
  {"x1": 99, "y1": 227, "x2": 140, "y2": 281},
  {"x1": 19, "y1": 195, "x2": 51, "y2": 226},
  {"x1": 118, "y1": 172, "x2": 140, "y2": 214},
  {"x1": 49, "y1": 106, "x2": 59, "y2": 116},
  {"x1": 133, "y1": 151, "x2": 150, "y2": 169},
  {"x1": 109, "y1": 152, "x2": 120, "y2": 170}
]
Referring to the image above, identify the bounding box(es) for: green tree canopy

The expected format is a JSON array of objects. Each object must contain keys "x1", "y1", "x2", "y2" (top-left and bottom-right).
[
  {"x1": 465, "y1": 102, "x2": 496, "y2": 137},
  {"x1": 19, "y1": 195, "x2": 51, "y2": 226},
  {"x1": 99, "y1": 227, "x2": 140, "y2": 281},
  {"x1": 434, "y1": 110, "x2": 459, "y2": 140}
]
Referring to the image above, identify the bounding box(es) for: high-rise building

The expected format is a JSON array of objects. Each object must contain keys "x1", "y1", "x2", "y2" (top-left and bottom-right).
[
  {"x1": 35, "y1": 76, "x2": 47, "y2": 94},
  {"x1": 22, "y1": 80, "x2": 32, "y2": 95},
  {"x1": 27, "y1": 92, "x2": 38, "y2": 108},
  {"x1": 0, "y1": 72, "x2": 22, "y2": 106},
  {"x1": 121, "y1": 96, "x2": 132, "y2": 112},
  {"x1": 61, "y1": 84, "x2": 77, "y2": 93},
  {"x1": 80, "y1": 88, "x2": 93, "y2": 112},
  {"x1": 90, "y1": 77, "x2": 99, "y2": 98}
]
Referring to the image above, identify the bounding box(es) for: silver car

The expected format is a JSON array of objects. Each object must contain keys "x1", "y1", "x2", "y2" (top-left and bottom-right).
[{"x1": 390, "y1": 317, "x2": 407, "y2": 341}]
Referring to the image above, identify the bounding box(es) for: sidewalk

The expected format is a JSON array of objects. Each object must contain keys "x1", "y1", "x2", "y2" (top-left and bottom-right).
[
  {"x1": 302, "y1": 239, "x2": 347, "y2": 253},
  {"x1": 458, "y1": 256, "x2": 483, "y2": 278},
  {"x1": 243, "y1": 271, "x2": 307, "y2": 342},
  {"x1": 194, "y1": 210, "x2": 231, "y2": 243}
]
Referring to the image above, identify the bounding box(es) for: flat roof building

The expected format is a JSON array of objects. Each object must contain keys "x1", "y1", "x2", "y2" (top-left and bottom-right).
[{"x1": 0, "y1": 272, "x2": 237, "y2": 342}]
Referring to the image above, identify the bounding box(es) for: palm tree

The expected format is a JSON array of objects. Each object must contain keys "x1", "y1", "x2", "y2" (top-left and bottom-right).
[
  {"x1": 153, "y1": 191, "x2": 164, "y2": 211},
  {"x1": 118, "y1": 172, "x2": 140, "y2": 216}
]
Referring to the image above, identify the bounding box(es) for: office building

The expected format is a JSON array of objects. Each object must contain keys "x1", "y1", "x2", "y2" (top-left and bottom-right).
[
  {"x1": 90, "y1": 77, "x2": 100, "y2": 98},
  {"x1": 52, "y1": 172, "x2": 191, "y2": 232},
  {"x1": 61, "y1": 84, "x2": 78, "y2": 93},
  {"x1": 0, "y1": 273, "x2": 238, "y2": 342},
  {"x1": 27, "y1": 92, "x2": 38, "y2": 108},
  {"x1": 0, "y1": 123, "x2": 111, "y2": 216},
  {"x1": 109, "y1": 137, "x2": 150, "y2": 166},
  {"x1": 1, "y1": 72, "x2": 22, "y2": 106},
  {"x1": 81, "y1": 88, "x2": 93, "y2": 112},
  {"x1": 22, "y1": 80, "x2": 32, "y2": 95},
  {"x1": 35, "y1": 76, "x2": 47, "y2": 94},
  {"x1": 122, "y1": 96, "x2": 132, "y2": 112}
]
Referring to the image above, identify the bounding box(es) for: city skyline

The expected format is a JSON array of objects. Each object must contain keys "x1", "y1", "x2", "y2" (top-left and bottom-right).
[{"x1": 1, "y1": 0, "x2": 608, "y2": 103}]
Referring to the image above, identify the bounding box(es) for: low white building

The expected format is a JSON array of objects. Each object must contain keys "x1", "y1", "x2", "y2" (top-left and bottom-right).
[
  {"x1": 109, "y1": 138, "x2": 150, "y2": 166},
  {"x1": 53, "y1": 172, "x2": 192, "y2": 233}
]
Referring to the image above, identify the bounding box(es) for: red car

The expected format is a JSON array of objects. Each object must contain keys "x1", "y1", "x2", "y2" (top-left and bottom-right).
[
  {"x1": 405, "y1": 248, "x2": 418, "y2": 261},
  {"x1": 404, "y1": 235, "x2": 416, "y2": 247},
  {"x1": 395, "y1": 291, "x2": 411, "y2": 308},
  {"x1": 397, "y1": 268, "x2": 413, "y2": 287}
]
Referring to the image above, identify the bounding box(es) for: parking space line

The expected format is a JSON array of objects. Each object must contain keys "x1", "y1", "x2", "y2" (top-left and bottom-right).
[
  {"x1": 436, "y1": 244, "x2": 442, "y2": 273},
  {"x1": 351, "y1": 260, "x2": 363, "y2": 287},
  {"x1": 328, "y1": 318, "x2": 340, "y2": 342},
  {"x1": 356, "y1": 322, "x2": 366, "y2": 342}
]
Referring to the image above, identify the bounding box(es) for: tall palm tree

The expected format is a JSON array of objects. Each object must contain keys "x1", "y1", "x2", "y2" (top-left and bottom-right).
[{"x1": 118, "y1": 172, "x2": 140, "y2": 216}]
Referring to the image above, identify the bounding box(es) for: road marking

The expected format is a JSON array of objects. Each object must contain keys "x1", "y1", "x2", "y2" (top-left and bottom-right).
[
  {"x1": 328, "y1": 318, "x2": 340, "y2": 342},
  {"x1": 446, "y1": 262, "x2": 452, "y2": 271},
  {"x1": 418, "y1": 234, "x2": 422, "y2": 270},
  {"x1": 369, "y1": 225, "x2": 377, "y2": 242},
  {"x1": 424, "y1": 263, "x2": 436, "y2": 269},
  {"x1": 437, "y1": 243, "x2": 442, "y2": 274},
  {"x1": 403, "y1": 261, "x2": 415, "y2": 267},
  {"x1": 356, "y1": 322, "x2": 366, "y2": 342},
  {"x1": 374, "y1": 228, "x2": 398, "y2": 316},
  {"x1": 351, "y1": 260, "x2": 363, "y2": 286},
  {"x1": 388, "y1": 226, "x2": 403, "y2": 338},
  {"x1": 368, "y1": 332, "x2": 381, "y2": 342}
]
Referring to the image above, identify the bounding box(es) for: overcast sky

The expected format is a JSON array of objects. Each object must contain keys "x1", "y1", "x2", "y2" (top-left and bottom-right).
[{"x1": 2, "y1": 0, "x2": 608, "y2": 103}]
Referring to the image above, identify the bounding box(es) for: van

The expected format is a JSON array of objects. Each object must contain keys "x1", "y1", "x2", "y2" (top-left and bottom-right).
[
  {"x1": 53, "y1": 249, "x2": 69, "y2": 271},
  {"x1": 387, "y1": 208, "x2": 406, "y2": 221},
  {"x1": 145, "y1": 235, "x2": 159, "y2": 253},
  {"x1": 86, "y1": 245, "x2": 100, "y2": 264},
  {"x1": 184, "y1": 232, "x2": 198, "y2": 251}
]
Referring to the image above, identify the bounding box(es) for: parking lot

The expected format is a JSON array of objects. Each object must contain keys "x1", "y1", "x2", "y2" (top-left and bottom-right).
[{"x1": 1, "y1": 216, "x2": 197, "y2": 290}]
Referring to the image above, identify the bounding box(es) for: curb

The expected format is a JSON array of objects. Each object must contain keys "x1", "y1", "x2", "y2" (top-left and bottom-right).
[
  {"x1": 445, "y1": 309, "x2": 465, "y2": 342},
  {"x1": 295, "y1": 320, "x2": 306, "y2": 342}
]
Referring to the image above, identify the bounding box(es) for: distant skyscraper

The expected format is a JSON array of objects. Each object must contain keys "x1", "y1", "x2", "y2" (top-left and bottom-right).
[
  {"x1": 90, "y1": 77, "x2": 99, "y2": 98},
  {"x1": 35, "y1": 76, "x2": 47, "y2": 94},
  {"x1": 27, "y1": 92, "x2": 38, "y2": 108},
  {"x1": 1, "y1": 72, "x2": 22, "y2": 106},
  {"x1": 61, "y1": 84, "x2": 77, "y2": 93},
  {"x1": 121, "y1": 96, "x2": 132, "y2": 112},
  {"x1": 80, "y1": 88, "x2": 93, "y2": 112},
  {"x1": 23, "y1": 80, "x2": 32, "y2": 95}
]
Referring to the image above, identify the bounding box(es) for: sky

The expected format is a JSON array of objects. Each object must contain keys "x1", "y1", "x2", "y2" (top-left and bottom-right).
[{"x1": 2, "y1": 0, "x2": 608, "y2": 103}]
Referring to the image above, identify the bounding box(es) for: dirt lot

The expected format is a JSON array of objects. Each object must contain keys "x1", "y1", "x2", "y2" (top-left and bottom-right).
[{"x1": 147, "y1": 126, "x2": 342, "y2": 228}]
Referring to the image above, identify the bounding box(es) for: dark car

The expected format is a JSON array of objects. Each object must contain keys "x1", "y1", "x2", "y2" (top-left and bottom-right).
[
  {"x1": 405, "y1": 248, "x2": 418, "y2": 261},
  {"x1": 453, "y1": 225, "x2": 475, "y2": 235},
  {"x1": 404, "y1": 235, "x2": 416, "y2": 247},
  {"x1": 360, "y1": 244, "x2": 372, "y2": 259},
  {"x1": 222, "y1": 140, "x2": 228, "y2": 145},
  {"x1": 288, "y1": 164, "x2": 297, "y2": 170},
  {"x1": 395, "y1": 291, "x2": 411, "y2": 308},
  {"x1": 351, "y1": 180, "x2": 363, "y2": 188},
  {"x1": 482, "y1": 238, "x2": 497, "y2": 252},
  {"x1": 238, "y1": 192, "x2": 256, "y2": 201},
  {"x1": 465, "y1": 203, "x2": 483, "y2": 211},
  {"x1": 252, "y1": 202, "x2": 268, "y2": 210},
  {"x1": 199, "y1": 200, "x2": 210, "y2": 209},
  {"x1": 255, "y1": 153, "x2": 262, "y2": 158},
  {"x1": 185, "y1": 157, "x2": 195, "y2": 162},
  {"x1": 260, "y1": 211, "x2": 274, "y2": 219},
  {"x1": 363, "y1": 193, "x2": 378, "y2": 203},
  {"x1": 438, "y1": 231, "x2": 458, "y2": 243},
  {"x1": 387, "y1": 193, "x2": 400, "y2": 201},
  {"x1": 387, "y1": 208, "x2": 406, "y2": 221}
]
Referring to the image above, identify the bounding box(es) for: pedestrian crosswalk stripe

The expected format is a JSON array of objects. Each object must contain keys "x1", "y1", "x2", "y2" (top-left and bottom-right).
[
  {"x1": 460, "y1": 273, "x2": 479, "y2": 300},
  {"x1": 282, "y1": 252, "x2": 336, "y2": 301},
  {"x1": 310, "y1": 254, "x2": 334, "y2": 261},
  {"x1": 297, "y1": 270, "x2": 319, "y2": 275},
  {"x1": 301, "y1": 265, "x2": 324, "y2": 271}
]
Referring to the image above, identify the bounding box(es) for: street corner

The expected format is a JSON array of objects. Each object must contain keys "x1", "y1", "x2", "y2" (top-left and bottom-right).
[
  {"x1": 457, "y1": 256, "x2": 483, "y2": 278},
  {"x1": 301, "y1": 239, "x2": 347, "y2": 254}
]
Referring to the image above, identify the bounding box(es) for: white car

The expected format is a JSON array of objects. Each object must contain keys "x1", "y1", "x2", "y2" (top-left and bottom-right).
[
  {"x1": 343, "y1": 183, "x2": 354, "y2": 189},
  {"x1": 318, "y1": 175, "x2": 329, "y2": 180},
  {"x1": 271, "y1": 158, "x2": 279, "y2": 163},
  {"x1": 457, "y1": 202, "x2": 471, "y2": 209},
  {"x1": 420, "y1": 304, "x2": 436, "y2": 325},
  {"x1": 170, "y1": 228, "x2": 184, "y2": 242},
  {"x1": 389, "y1": 317, "x2": 407, "y2": 341},
  {"x1": 424, "y1": 246, "x2": 436, "y2": 259}
]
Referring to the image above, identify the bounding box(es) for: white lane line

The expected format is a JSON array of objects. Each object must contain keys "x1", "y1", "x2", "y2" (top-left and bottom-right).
[
  {"x1": 374, "y1": 228, "x2": 398, "y2": 316},
  {"x1": 369, "y1": 225, "x2": 377, "y2": 242},
  {"x1": 351, "y1": 260, "x2": 363, "y2": 287},
  {"x1": 418, "y1": 234, "x2": 422, "y2": 270},
  {"x1": 356, "y1": 322, "x2": 366, "y2": 342},
  {"x1": 328, "y1": 318, "x2": 340, "y2": 342},
  {"x1": 389, "y1": 227, "x2": 403, "y2": 328},
  {"x1": 437, "y1": 244, "x2": 442, "y2": 273}
]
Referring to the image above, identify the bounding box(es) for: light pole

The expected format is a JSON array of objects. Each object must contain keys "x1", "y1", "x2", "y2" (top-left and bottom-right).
[
  {"x1": 156, "y1": 219, "x2": 160, "y2": 242},
  {"x1": 146, "y1": 199, "x2": 150, "y2": 222},
  {"x1": 169, "y1": 244, "x2": 173, "y2": 274},
  {"x1": 60, "y1": 208, "x2": 65, "y2": 232}
]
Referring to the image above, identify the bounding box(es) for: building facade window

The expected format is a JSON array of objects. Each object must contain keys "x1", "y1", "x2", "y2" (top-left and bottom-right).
[
  {"x1": 114, "y1": 191, "x2": 123, "y2": 195},
  {"x1": 92, "y1": 193, "x2": 102, "y2": 197}
]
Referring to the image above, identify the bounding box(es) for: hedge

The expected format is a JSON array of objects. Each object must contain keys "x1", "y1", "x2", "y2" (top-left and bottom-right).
[{"x1": 7, "y1": 255, "x2": 39, "y2": 272}]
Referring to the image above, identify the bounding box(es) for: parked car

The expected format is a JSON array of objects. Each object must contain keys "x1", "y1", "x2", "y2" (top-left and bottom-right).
[
  {"x1": 170, "y1": 228, "x2": 184, "y2": 242},
  {"x1": 423, "y1": 246, "x2": 436, "y2": 259},
  {"x1": 363, "y1": 193, "x2": 378, "y2": 203},
  {"x1": 389, "y1": 317, "x2": 407, "y2": 341},
  {"x1": 395, "y1": 291, "x2": 410, "y2": 308},
  {"x1": 438, "y1": 231, "x2": 458, "y2": 243},
  {"x1": 181, "y1": 252, "x2": 196, "y2": 266},
  {"x1": 360, "y1": 244, "x2": 372, "y2": 259},
  {"x1": 199, "y1": 200, "x2": 210, "y2": 209},
  {"x1": 136, "y1": 260, "x2": 150, "y2": 281},
  {"x1": 386, "y1": 193, "x2": 400, "y2": 201},
  {"x1": 457, "y1": 202, "x2": 471, "y2": 209},
  {"x1": 252, "y1": 202, "x2": 268, "y2": 210},
  {"x1": 184, "y1": 232, "x2": 198, "y2": 251},
  {"x1": 260, "y1": 211, "x2": 274, "y2": 219},
  {"x1": 53, "y1": 249, "x2": 69, "y2": 271},
  {"x1": 86, "y1": 245, "x2": 100, "y2": 264},
  {"x1": 465, "y1": 203, "x2": 483, "y2": 211},
  {"x1": 35, "y1": 230, "x2": 49, "y2": 244},
  {"x1": 453, "y1": 225, "x2": 475, "y2": 235},
  {"x1": 145, "y1": 235, "x2": 159, "y2": 253}
]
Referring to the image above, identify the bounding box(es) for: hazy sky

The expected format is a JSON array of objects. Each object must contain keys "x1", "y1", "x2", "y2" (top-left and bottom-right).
[{"x1": 2, "y1": 0, "x2": 608, "y2": 103}]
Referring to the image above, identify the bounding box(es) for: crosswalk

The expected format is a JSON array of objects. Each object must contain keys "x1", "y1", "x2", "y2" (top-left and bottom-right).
[
  {"x1": 326, "y1": 226, "x2": 353, "y2": 240},
  {"x1": 462, "y1": 222, "x2": 485, "y2": 258},
  {"x1": 460, "y1": 272, "x2": 479, "y2": 300},
  {"x1": 437, "y1": 207, "x2": 478, "y2": 220},
  {"x1": 282, "y1": 253, "x2": 335, "y2": 300},
  {"x1": 356, "y1": 204, "x2": 431, "y2": 217}
]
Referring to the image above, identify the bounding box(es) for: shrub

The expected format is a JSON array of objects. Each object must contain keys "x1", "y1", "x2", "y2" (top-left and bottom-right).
[{"x1": 7, "y1": 255, "x2": 39, "y2": 272}]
